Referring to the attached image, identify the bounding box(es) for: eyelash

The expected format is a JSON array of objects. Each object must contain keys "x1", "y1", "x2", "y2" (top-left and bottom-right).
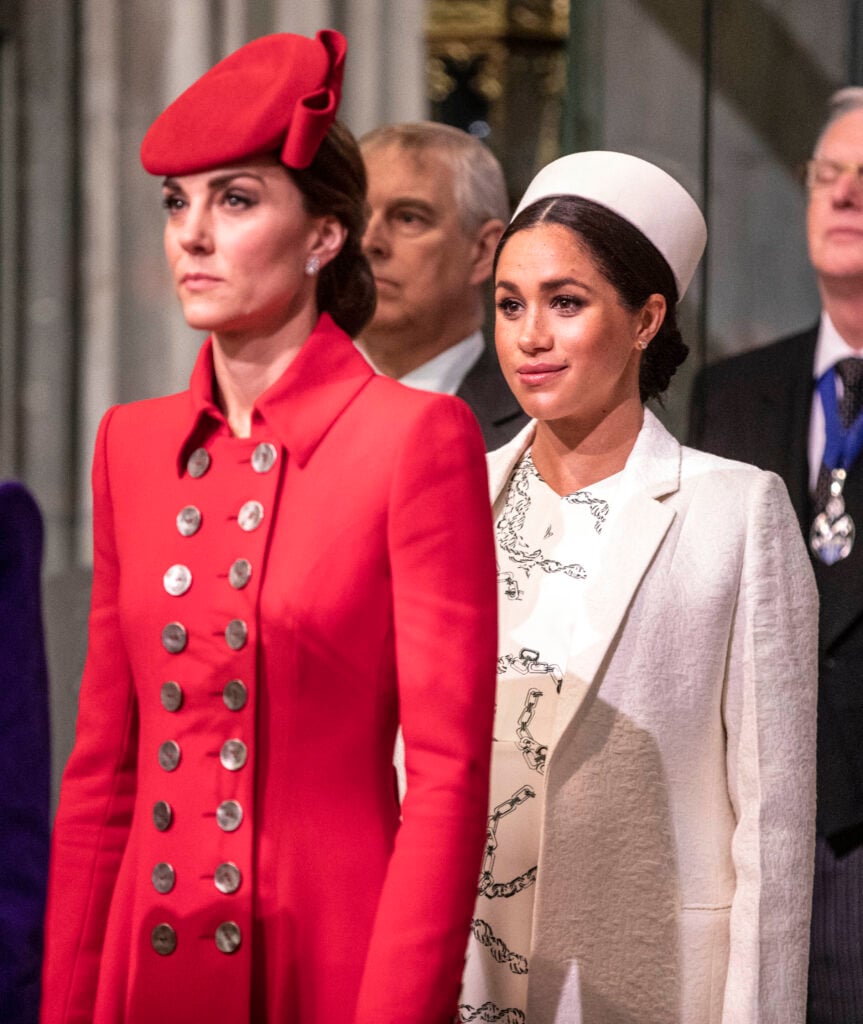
[
  {"x1": 496, "y1": 298, "x2": 522, "y2": 318},
  {"x1": 161, "y1": 191, "x2": 256, "y2": 214},
  {"x1": 223, "y1": 191, "x2": 254, "y2": 209},
  {"x1": 496, "y1": 295, "x2": 585, "y2": 317},
  {"x1": 162, "y1": 194, "x2": 185, "y2": 213},
  {"x1": 551, "y1": 295, "x2": 584, "y2": 313}
]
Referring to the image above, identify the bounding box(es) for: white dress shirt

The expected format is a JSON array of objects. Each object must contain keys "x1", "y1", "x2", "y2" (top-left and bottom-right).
[
  {"x1": 809, "y1": 311, "x2": 863, "y2": 491},
  {"x1": 355, "y1": 331, "x2": 484, "y2": 395}
]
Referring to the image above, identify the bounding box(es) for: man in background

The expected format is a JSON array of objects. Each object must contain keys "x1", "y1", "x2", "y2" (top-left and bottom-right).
[
  {"x1": 359, "y1": 121, "x2": 528, "y2": 449},
  {"x1": 690, "y1": 88, "x2": 863, "y2": 1022}
]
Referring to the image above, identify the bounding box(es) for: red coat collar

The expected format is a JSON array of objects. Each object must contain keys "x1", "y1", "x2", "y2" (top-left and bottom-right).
[{"x1": 176, "y1": 313, "x2": 374, "y2": 475}]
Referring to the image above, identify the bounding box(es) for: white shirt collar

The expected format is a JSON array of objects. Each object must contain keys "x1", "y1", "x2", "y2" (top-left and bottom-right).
[
  {"x1": 813, "y1": 310, "x2": 862, "y2": 379},
  {"x1": 354, "y1": 331, "x2": 484, "y2": 395}
]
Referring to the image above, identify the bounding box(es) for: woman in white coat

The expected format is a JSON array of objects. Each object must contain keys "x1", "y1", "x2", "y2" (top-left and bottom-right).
[{"x1": 458, "y1": 152, "x2": 817, "y2": 1024}]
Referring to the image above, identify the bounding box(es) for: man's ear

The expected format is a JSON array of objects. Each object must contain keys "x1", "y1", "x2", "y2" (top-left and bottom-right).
[{"x1": 469, "y1": 219, "x2": 505, "y2": 287}]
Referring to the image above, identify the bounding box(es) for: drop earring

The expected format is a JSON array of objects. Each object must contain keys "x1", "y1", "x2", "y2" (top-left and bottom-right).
[{"x1": 305, "y1": 254, "x2": 321, "y2": 276}]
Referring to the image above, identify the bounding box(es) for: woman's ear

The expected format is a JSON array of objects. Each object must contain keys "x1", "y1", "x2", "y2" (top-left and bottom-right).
[
  {"x1": 636, "y1": 293, "x2": 667, "y2": 349},
  {"x1": 309, "y1": 214, "x2": 348, "y2": 271}
]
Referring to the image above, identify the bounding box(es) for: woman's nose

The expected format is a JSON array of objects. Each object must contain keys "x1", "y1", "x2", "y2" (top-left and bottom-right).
[
  {"x1": 179, "y1": 205, "x2": 214, "y2": 254},
  {"x1": 517, "y1": 308, "x2": 552, "y2": 352}
]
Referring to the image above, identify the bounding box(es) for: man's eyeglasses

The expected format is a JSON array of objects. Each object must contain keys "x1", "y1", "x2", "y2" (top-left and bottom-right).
[{"x1": 805, "y1": 158, "x2": 863, "y2": 189}]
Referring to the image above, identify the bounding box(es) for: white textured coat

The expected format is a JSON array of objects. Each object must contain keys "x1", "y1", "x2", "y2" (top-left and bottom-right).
[{"x1": 487, "y1": 410, "x2": 817, "y2": 1024}]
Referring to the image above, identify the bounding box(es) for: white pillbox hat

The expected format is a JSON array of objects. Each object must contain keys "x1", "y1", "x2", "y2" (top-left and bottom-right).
[{"x1": 512, "y1": 151, "x2": 707, "y2": 299}]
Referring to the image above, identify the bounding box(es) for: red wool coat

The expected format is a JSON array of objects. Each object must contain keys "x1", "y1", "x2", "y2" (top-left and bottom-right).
[{"x1": 41, "y1": 315, "x2": 498, "y2": 1024}]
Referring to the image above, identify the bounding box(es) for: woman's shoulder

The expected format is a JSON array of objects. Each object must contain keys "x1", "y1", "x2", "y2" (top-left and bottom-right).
[
  {"x1": 678, "y1": 442, "x2": 796, "y2": 518},
  {"x1": 361, "y1": 375, "x2": 482, "y2": 434},
  {"x1": 680, "y1": 442, "x2": 767, "y2": 476},
  {"x1": 95, "y1": 390, "x2": 194, "y2": 449}
]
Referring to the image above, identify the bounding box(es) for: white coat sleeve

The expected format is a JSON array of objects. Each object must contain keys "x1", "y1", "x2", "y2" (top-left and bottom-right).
[{"x1": 721, "y1": 470, "x2": 817, "y2": 1023}]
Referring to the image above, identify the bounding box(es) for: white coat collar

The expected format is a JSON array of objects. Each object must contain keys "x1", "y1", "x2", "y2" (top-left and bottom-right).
[
  {"x1": 488, "y1": 409, "x2": 682, "y2": 754},
  {"x1": 487, "y1": 407, "x2": 680, "y2": 507}
]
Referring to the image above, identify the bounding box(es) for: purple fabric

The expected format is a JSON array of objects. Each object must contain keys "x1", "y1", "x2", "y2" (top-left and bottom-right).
[{"x1": 0, "y1": 481, "x2": 50, "y2": 1024}]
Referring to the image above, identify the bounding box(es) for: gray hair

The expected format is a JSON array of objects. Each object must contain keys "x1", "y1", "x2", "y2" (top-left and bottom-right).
[
  {"x1": 359, "y1": 121, "x2": 509, "y2": 234},
  {"x1": 815, "y1": 87, "x2": 863, "y2": 152}
]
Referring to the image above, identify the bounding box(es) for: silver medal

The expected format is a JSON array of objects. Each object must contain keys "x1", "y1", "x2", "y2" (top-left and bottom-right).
[{"x1": 810, "y1": 468, "x2": 856, "y2": 564}]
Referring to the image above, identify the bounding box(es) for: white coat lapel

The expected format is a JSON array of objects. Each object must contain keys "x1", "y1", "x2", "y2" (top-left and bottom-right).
[
  {"x1": 488, "y1": 412, "x2": 682, "y2": 752},
  {"x1": 551, "y1": 411, "x2": 680, "y2": 748}
]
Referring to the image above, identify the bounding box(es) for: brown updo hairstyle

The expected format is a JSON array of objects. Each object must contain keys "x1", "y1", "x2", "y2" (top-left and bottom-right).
[
  {"x1": 287, "y1": 120, "x2": 376, "y2": 339},
  {"x1": 495, "y1": 195, "x2": 688, "y2": 403}
]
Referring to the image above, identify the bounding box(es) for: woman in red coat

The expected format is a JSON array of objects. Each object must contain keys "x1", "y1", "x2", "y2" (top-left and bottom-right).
[{"x1": 41, "y1": 31, "x2": 497, "y2": 1024}]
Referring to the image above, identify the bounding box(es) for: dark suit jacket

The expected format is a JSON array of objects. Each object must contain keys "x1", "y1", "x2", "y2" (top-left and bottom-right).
[
  {"x1": 457, "y1": 341, "x2": 529, "y2": 451},
  {"x1": 690, "y1": 326, "x2": 863, "y2": 839}
]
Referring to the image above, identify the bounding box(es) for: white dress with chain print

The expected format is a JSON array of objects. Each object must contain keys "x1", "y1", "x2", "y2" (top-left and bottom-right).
[{"x1": 459, "y1": 449, "x2": 618, "y2": 1024}]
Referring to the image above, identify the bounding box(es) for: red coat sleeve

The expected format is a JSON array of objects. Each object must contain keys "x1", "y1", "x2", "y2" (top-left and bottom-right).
[
  {"x1": 353, "y1": 395, "x2": 498, "y2": 1023},
  {"x1": 41, "y1": 407, "x2": 139, "y2": 1023}
]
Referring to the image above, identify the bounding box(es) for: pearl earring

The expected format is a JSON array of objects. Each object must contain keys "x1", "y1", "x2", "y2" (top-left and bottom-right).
[
  {"x1": 637, "y1": 339, "x2": 649, "y2": 350},
  {"x1": 305, "y1": 254, "x2": 321, "y2": 277}
]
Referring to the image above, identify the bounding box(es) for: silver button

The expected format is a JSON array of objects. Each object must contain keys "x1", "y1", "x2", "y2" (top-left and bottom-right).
[
  {"x1": 223, "y1": 680, "x2": 248, "y2": 711},
  {"x1": 161, "y1": 622, "x2": 188, "y2": 654},
  {"x1": 237, "y1": 500, "x2": 264, "y2": 532},
  {"x1": 214, "y1": 862, "x2": 242, "y2": 895},
  {"x1": 187, "y1": 448, "x2": 211, "y2": 478},
  {"x1": 163, "y1": 564, "x2": 192, "y2": 597},
  {"x1": 160, "y1": 681, "x2": 183, "y2": 712},
  {"x1": 228, "y1": 558, "x2": 252, "y2": 590},
  {"x1": 251, "y1": 442, "x2": 278, "y2": 474},
  {"x1": 176, "y1": 505, "x2": 202, "y2": 537},
  {"x1": 216, "y1": 800, "x2": 243, "y2": 832},
  {"x1": 152, "y1": 862, "x2": 176, "y2": 894},
  {"x1": 215, "y1": 921, "x2": 242, "y2": 954},
  {"x1": 220, "y1": 739, "x2": 248, "y2": 772},
  {"x1": 153, "y1": 800, "x2": 173, "y2": 831},
  {"x1": 225, "y1": 619, "x2": 248, "y2": 651},
  {"x1": 158, "y1": 740, "x2": 181, "y2": 772},
  {"x1": 151, "y1": 923, "x2": 177, "y2": 955}
]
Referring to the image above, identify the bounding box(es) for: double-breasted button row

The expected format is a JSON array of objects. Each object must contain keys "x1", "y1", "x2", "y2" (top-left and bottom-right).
[
  {"x1": 157, "y1": 739, "x2": 247, "y2": 773},
  {"x1": 151, "y1": 921, "x2": 242, "y2": 955},
  {"x1": 164, "y1": 559, "x2": 252, "y2": 596},
  {"x1": 151, "y1": 861, "x2": 242, "y2": 896},
  {"x1": 159, "y1": 680, "x2": 247, "y2": 713},
  {"x1": 161, "y1": 619, "x2": 249, "y2": 653},
  {"x1": 152, "y1": 796, "x2": 246, "y2": 832},
  {"x1": 152, "y1": 442, "x2": 263, "y2": 960},
  {"x1": 187, "y1": 441, "x2": 277, "y2": 480}
]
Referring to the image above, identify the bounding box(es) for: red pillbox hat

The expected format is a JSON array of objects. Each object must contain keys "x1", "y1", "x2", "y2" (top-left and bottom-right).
[{"x1": 140, "y1": 29, "x2": 346, "y2": 175}]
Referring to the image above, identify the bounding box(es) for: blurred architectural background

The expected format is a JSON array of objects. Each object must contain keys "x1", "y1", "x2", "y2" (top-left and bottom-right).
[{"x1": 0, "y1": 0, "x2": 860, "y2": 789}]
